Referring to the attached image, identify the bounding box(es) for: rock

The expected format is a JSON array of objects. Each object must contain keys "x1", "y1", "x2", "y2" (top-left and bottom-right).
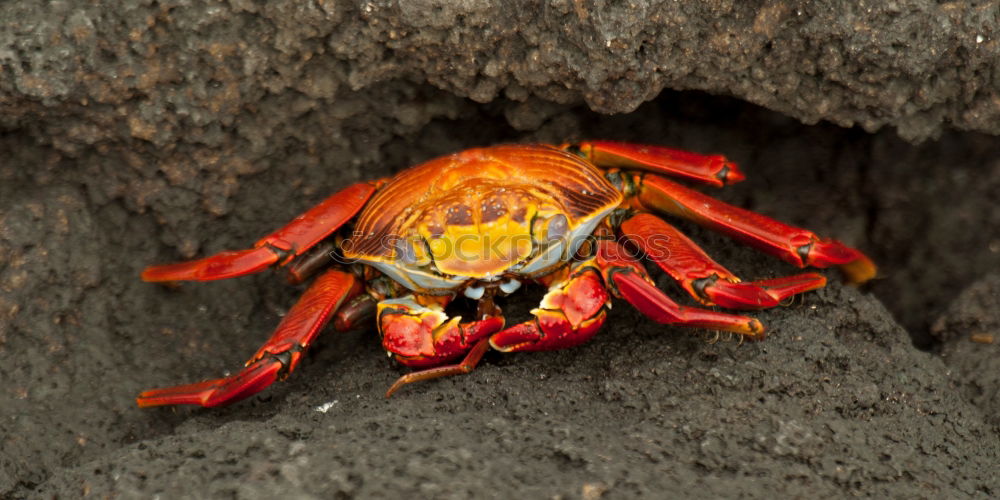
[
  {"x1": 933, "y1": 274, "x2": 1000, "y2": 427},
  {"x1": 24, "y1": 281, "x2": 1000, "y2": 497}
]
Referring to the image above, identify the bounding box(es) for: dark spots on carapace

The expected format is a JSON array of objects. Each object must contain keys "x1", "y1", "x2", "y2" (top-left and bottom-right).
[
  {"x1": 480, "y1": 196, "x2": 507, "y2": 223},
  {"x1": 446, "y1": 203, "x2": 474, "y2": 226},
  {"x1": 425, "y1": 221, "x2": 445, "y2": 238},
  {"x1": 511, "y1": 206, "x2": 528, "y2": 223}
]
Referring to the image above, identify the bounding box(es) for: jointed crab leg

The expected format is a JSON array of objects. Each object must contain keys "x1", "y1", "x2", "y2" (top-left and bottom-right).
[
  {"x1": 385, "y1": 338, "x2": 491, "y2": 397},
  {"x1": 619, "y1": 213, "x2": 827, "y2": 309},
  {"x1": 141, "y1": 182, "x2": 378, "y2": 282},
  {"x1": 595, "y1": 239, "x2": 766, "y2": 339},
  {"x1": 634, "y1": 175, "x2": 877, "y2": 284},
  {"x1": 136, "y1": 268, "x2": 362, "y2": 407},
  {"x1": 567, "y1": 140, "x2": 746, "y2": 187}
]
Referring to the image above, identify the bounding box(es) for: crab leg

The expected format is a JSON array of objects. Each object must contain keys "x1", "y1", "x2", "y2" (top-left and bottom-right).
[
  {"x1": 136, "y1": 268, "x2": 362, "y2": 407},
  {"x1": 566, "y1": 140, "x2": 746, "y2": 187},
  {"x1": 384, "y1": 337, "x2": 492, "y2": 397},
  {"x1": 619, "y1": 213, "x2": 827, "y2": 309},
  {"x1": 634, "y1": 174, "x2": 877, "y2": 284},
  {"x1": 594, "y1": 239, "x2": 766, "y2": 339},
  {"x1": 333, "y1": 294, "x2": 378, "y2": 331},
  {"x1": 141, "y1": 181, "x2": 379, "y2": 282}
]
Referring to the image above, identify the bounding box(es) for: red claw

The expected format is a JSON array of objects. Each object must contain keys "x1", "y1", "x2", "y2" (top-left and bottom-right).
[
  {"x1": 378, "y1": 297, "x2": 504, "y2": 397},
  {"x1": 490, "y1": 265, "x2": 609, "y2": 353},
  {"x1": 378, "y1": 297, "x2": 504, "y2": 367}
]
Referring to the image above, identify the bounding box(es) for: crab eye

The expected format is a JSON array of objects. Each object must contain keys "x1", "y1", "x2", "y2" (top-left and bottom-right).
[
  {"x1": 546, "y1": 214, "x2": 568, "y2": 242},
  {"x1": 532, "y1": 214, "x2": 568, "y2": 245},
  {"x1": 464, "y1": 285, "x2": 486, "y2": 300},
  {"x1": 499, "y1": 278, "x2": 521, "y2": 294}
]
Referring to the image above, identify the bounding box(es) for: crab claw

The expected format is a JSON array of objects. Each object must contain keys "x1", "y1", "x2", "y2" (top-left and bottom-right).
[
  {"x1": 378, "y1": 296, "x2": 504, "y2": 368},
  {"x1": 490, "y1": 265, "x2": 609, "y2": 353}
]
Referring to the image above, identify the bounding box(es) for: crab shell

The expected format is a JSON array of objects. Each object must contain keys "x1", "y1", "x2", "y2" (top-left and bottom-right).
[{"x1": 341, "y1": 145, "x2": 623, "y2": 294}]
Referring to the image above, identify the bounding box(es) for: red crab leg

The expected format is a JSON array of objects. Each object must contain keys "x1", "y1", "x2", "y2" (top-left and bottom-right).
[
  {"x1": 141, "y1": 181, "x2": 378, "y2": 282},
  {"x1": 333, "y1": 294, "x2": 377, "y2": 331},
  {"x1": 565, "y1": 140, "x2": 746, "y2": 187},
  {"x1": 136, "y1": 268, "x2": 362, "y2": 408},
  {"x1": 595, "y1": 239, "x2": 766, "y2": 339},
  {"x1": 634, "y1": 174, "x2": 877, "y2": 284},
  {"x1": 619, "y1": 213, "x2": 827, "y2": 309},
  {"x1": 384, "y1": 337, "x2": 492, "y2": 398}
]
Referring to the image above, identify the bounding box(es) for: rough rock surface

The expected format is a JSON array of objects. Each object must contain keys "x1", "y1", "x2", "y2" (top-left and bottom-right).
[
  {"x1": 2, "y1": 0, "x2": 1000, "y2": 498},
  {"x1": 26, "y1": 285, "x2": 1000, "y2": 498},
  {"x1": 934, "y1": 274, "x2": 1000, "y2": 428},
  {"x1": 2, "y1": 0, "x2": 999, "y2": 159}
]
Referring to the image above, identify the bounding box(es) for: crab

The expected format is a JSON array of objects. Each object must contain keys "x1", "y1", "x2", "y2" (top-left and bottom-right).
[{"x1": 136, "y1": 142, "x2": 876, "y2": 408}]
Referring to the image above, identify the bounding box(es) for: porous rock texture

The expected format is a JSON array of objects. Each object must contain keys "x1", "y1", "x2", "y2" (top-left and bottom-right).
[
  {"x1": 933, "y1": 273, "x2": 1000, "y2": 428},
  {"x1": 2, "y1": 1, "x2": 999, "y2": 498}
]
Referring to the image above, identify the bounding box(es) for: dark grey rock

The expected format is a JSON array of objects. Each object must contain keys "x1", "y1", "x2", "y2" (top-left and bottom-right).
[
  {"x1": 2, "y1": 1, "x2": 998, "y2": 158},
  {"x1": 22, "y1": 269, "x2": 1000, "y2": 498},
  {"x1": 934, "y1": 273, "x2": 1000, "y2": 427}
]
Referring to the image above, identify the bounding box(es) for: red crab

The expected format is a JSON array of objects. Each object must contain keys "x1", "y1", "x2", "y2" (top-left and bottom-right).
[{"x1": 137, "y1": 142, "x2": 876, "y2": 407}]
